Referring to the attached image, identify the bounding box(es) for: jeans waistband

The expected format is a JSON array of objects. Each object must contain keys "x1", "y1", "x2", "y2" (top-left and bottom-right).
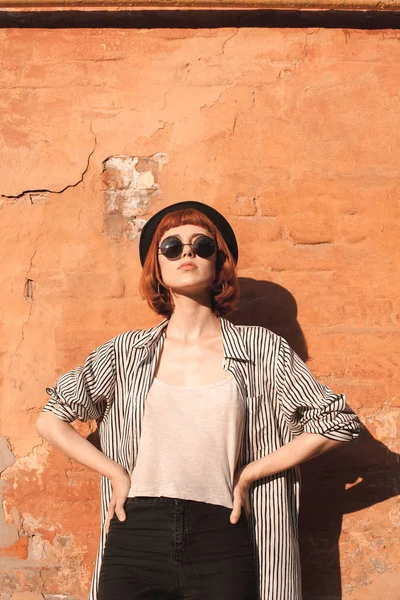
[
  {"x1": 126, "y1": 496, "x2": 178, "y2": 504},
  {"x1": 126, "y1": 496, "x2": 222, "y2": 508}
]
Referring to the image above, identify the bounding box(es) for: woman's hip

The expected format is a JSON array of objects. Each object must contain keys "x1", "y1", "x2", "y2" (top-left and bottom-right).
[{"x1": 105, "y1": 495, "x2": 254, "y2": 558}]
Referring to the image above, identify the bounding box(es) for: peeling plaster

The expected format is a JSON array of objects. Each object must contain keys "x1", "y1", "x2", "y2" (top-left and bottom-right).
[
  {"x1": 127, "y1": 218, "x2": 147, "y2": 241},
  {"x1": 102, "y1": 152, "x2": 168, "y2": 239},
  {"x1": 31, "y1": 533, "x2": 51, "y2": 561},
  {"x1": 0, "y1": 440, "x2": 65, "y2": 559},
  {"x1": 0, "y1": 437, "x2": 16, "y2": 474},
  {"x1": 0, "y1": 438, "x2": 19, "y2": 550},
  {"x1": 4, "y1": 442, "x2": 47, "y2": 481},
  {"x1": 0, "y1": 495, "x2": 20, "y2": 550}
]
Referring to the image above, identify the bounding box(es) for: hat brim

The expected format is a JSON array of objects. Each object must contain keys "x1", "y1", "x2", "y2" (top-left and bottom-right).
[{"x1": 139, "y1": 201, "x2": 238, "y2": 266}]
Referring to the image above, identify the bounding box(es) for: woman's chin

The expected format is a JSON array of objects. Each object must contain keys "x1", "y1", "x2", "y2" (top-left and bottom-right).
[{"x1": 169, "y1": 285, "x2": 212, "y2": 300}]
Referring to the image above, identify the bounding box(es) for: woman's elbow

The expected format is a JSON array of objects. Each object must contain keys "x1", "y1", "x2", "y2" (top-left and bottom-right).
[{"x1": 36, "y1": 411, "x2": 65, "y2": 439}]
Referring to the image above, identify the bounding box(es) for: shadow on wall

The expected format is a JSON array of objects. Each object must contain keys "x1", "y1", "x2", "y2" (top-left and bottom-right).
[
  {"x1": 231, "y1": 277, "x2": 399, "y2": 600},
  {"x1": 233, "y1": 277, "x2": 309, "y2": 362}
]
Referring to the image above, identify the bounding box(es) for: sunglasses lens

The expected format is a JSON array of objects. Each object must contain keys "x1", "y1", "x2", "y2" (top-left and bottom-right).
[
  {"x1": 159, "y1": 236, "x2": 183, "y2": 259},
  {"x1": 159, "y1": 235, "x2": 217, "y2": 260},
  {"x1": 193, "y1": 236, "x2": 216, "y2": 258}
]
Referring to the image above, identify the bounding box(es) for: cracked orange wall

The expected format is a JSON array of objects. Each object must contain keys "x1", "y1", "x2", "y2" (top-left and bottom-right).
[{"x1": 0, "y1": 27, "x2": 399, "y2": 600}]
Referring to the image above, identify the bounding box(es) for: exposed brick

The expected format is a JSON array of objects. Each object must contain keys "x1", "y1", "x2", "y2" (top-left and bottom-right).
[
  {"x1": 102, "y1": 153, "x2": 168, "y2": 239},
  {"x1": 345, "y1": 355, "x2": 400, "y2": 381},
  {"x1": 285, "y1": 213, "x2": 334, "y2": 245},
  {"x1": 11, "y1": 594, "x2": 44, "y2": 600},
  {"x1": 0, "y1": 569, "x2": 43, "y2": 594}
]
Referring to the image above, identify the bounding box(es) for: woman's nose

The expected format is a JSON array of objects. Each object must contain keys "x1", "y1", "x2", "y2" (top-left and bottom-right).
[{"x1": 182, "y1": 244, "x2": 195, "y2": 257}]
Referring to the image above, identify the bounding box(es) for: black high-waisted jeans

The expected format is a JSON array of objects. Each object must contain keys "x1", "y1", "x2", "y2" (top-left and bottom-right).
[{"x1": 98, "y1": 496, "x2": 259, "y2": 600}]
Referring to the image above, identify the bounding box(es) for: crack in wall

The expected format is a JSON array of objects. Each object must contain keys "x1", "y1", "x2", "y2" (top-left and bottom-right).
[
  {"x1": 147, "y1": 121, "x2": 171, "y2": 141},
  {"x1": 292, "y1": 29, "x2": 320, "y2": 73},
  {"x1": 148, "y1": 34, "x2": 242, "y2": 115},
  {"x1": 221, "y1": 29, "x2": 239, "y2": 55},
  {"x1": 199, "y1": 68, "x2": 252, "y2": 112},
  {"x1": 24, "y1": 279, "x2": 34, "y2": 302},
  {"x1": 200, "y1": 30, "x2": 320, "y2": 118},
  {"x1": 8, "y1": 302, "x2": 34, "y2": 374},
  {"x1": 232, "y1": 87, "x2": 256, "y2": 133},
  {"x1": 0, "y1": 123, "x2": 97, "y2": 201},
  {"x1": 6, "y1": 125, "x2": 98, "y2": 374},
  {"x1": 7, "y1": 215, "x2": 44, "y2": 371},
  {"x1": 229, "y1": 31, "x2": 322, "y2": 144}
]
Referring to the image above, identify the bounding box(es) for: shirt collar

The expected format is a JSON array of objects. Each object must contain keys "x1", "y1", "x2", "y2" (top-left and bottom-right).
[{"x1": 131, "y1": 316, "x2": 251, "y2": 362}]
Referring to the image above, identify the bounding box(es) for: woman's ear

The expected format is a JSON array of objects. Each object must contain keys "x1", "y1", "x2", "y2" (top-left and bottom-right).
[{"x1": 216, "y1": 248, "x2": 227, "y2": 270}]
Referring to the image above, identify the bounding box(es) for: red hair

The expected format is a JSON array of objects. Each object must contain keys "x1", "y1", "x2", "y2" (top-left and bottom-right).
[{"x1": 139, "y1": 208, "x2": 239, "y2": 318}]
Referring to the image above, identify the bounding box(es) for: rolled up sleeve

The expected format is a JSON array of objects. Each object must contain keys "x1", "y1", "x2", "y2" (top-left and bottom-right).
[
  {"x1": 41, "y1": 336, "x2": 116, "y2": 423},
  {"x1": 276, "y1": 337, "x2": 361, "y2": 442}
]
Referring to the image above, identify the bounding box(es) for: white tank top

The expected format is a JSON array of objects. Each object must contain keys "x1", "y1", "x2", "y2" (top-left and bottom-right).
[{"x1": 128, "y1": 373, "x2": 245, "y2": 508}]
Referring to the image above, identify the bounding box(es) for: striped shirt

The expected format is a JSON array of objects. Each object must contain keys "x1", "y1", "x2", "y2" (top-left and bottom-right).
[{"x1": 42, "y1": 316, "x2": 361, "y2": 600}]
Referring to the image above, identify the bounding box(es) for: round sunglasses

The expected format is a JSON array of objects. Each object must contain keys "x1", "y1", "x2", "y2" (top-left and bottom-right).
[{"x1": 158, "y1": 235, "x2": 217, "y2": 261}]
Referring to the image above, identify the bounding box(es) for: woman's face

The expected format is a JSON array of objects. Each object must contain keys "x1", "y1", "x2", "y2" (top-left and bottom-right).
[{"x1": 157, "y1": 224, "x2": 217, "y2": 296}]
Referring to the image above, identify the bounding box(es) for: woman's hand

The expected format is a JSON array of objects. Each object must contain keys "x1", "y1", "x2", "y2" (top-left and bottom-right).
[
  {"x1": 230, "y1": 465, "x2": 251, "y2": 524},
  {"x1": 105, "y1": 467, "x2": 132, "y2": 534}
]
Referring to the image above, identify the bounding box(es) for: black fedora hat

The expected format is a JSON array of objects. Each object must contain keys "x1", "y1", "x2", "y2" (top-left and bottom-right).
[{"x1": 139, "y1": 201, "x2": 238, "y2": 267}]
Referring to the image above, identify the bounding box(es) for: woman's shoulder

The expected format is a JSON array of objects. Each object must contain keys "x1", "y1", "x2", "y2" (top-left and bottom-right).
[
  {"x1": 229, "y1": 320, "x2": 283, "y2": 344},
  {"x1": 223, "y1": 319, "x2": 285, "y2": 360},
  {"x1": 112, "y1": 324, "x2": 160, "y2": 346},
  {"x1": 94, "y1": 323, "x2": 160, "y2": 352}
]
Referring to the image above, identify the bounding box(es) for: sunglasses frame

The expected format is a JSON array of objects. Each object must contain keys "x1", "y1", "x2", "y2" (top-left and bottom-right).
[{"x1": 158, "y1": 234, "x2": 217, "y2": 261}]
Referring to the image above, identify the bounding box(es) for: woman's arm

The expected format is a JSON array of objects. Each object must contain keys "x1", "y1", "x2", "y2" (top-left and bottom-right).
[
  {"x1": 275, "y1": 336, "x2": 361, "y2": 442},
  {"x1": 230, "y1": 334, "x2": 361, "y2": 524},
  {"x1": 230, "y1": 432, "x2": 344, "y2": 523},
  {"x1": 39, "y1": 335, "x2": 133, "y2": 529},
  {"x1": 240, "y1": 432, "x2": 344, "y2": 485},
  {"x1": 42, "y1": 336, "x2": 117, "y2": 424},
  {"x1": 36, "y1": 411, "x2": 125, "y2": 480},
  {"x1": 36, "y1": 412, "x2": 131, "y2": 528}
]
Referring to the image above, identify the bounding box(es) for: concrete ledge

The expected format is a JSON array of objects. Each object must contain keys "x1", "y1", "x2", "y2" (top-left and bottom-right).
[
  {"x1": 0, "y1": 8, "x2": 399, "y2": 28},
  {"x1": 0, "y1": 0, "x2": 399, "y2": 12}
]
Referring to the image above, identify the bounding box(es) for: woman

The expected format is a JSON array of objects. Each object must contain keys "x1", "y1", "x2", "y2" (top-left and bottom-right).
[{"x1": 36, "y1": 200, "x2": 361, "y2": 600}]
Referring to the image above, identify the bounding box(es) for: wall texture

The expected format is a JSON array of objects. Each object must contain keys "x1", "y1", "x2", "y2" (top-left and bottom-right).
[{"x1": 0, "y1": 26, "x2": 399, "y2": 600}]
